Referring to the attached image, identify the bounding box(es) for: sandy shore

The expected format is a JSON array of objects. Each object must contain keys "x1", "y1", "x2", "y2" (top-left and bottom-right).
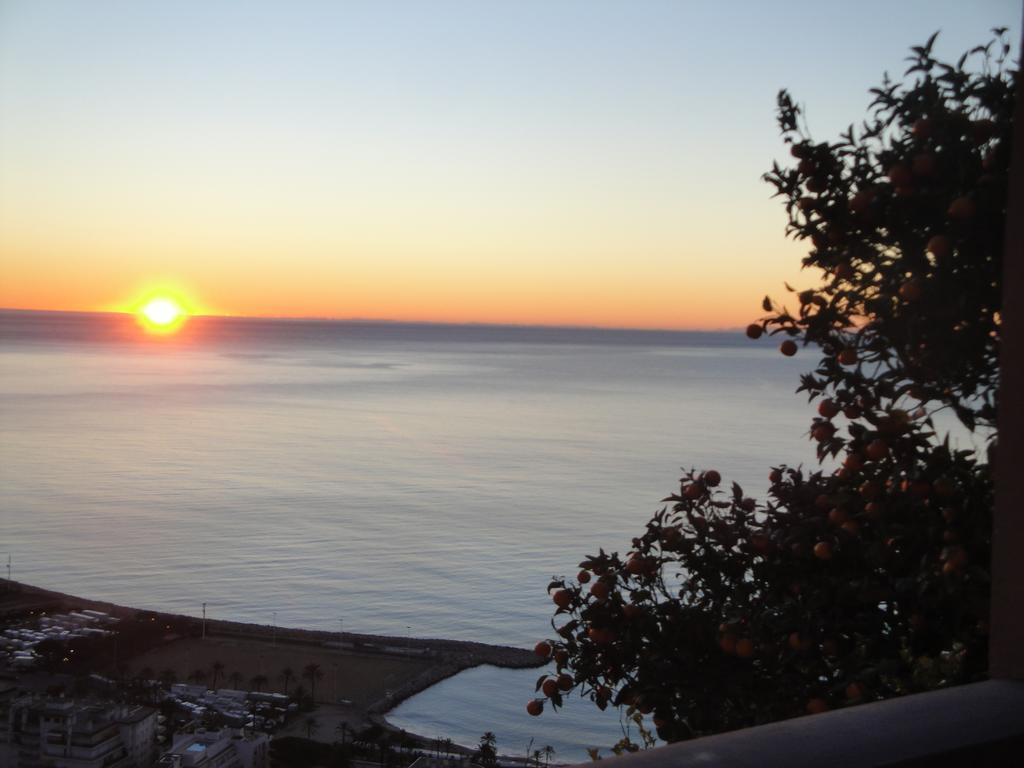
[{"x1": 1, "y1": 580, "x2": 542, "y2": 741}]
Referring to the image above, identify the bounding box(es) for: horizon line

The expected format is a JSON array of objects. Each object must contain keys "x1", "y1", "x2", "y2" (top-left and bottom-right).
[{"x1": 0, "y1": 306, "x2": 747, "y2": 335}]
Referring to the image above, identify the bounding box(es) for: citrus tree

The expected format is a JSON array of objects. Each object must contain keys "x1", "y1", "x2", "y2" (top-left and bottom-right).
[{"x1": 528, "y1": 31, "x2": 1016, "y2": 744}]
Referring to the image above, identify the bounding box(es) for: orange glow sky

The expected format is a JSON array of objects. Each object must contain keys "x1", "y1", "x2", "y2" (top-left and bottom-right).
[{"x1": 0, "y1": 1, "x2": 1016, "y2": 330}]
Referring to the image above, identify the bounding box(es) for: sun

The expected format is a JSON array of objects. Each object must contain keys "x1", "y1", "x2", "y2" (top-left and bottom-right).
[{"x1": 138, "y1": 296, "x2": 188, "y2": 334}]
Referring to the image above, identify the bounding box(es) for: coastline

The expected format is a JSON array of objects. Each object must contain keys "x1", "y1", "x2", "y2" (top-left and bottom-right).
[{"x1": 1, "y1": 580, "x2": 543, "y2": 746}]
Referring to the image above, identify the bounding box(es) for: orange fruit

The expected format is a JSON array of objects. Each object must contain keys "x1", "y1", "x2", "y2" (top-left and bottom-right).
[
  {"x1": 719, "y1": 633, "x2": 737, "y2": 655},
  {"x1": 926, "y1": 235, "x2": 952, "y2": 260},
  {"x1": 806, "y1": 698, "x2": 830, "y2": 715},
  {"x1": 899, "y1": 280, "x2": 923, "y2": 301},
  {"x1": 888, "y1": 164, "x2": 913, "y2": 187},
  {"x1": 817, "y1": 399, "x2": 840, "y2": 418},
  {"x1": 848, "y1": 190, "x2": 874, "y2": 214},
  {"x1": 911, "y1": 153, "x2": 936, "y2": 177},
  {"x1": 947, "y1": 197, "x2": 976, "y2": 220},
  {"x1": 865, "y1": 439, "x2": 889, "y2": 461}
]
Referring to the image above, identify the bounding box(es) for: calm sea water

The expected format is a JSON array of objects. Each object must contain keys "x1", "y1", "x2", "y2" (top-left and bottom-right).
[{"x1": 1, "y1": 310, "x2": 820, "y2": 758}]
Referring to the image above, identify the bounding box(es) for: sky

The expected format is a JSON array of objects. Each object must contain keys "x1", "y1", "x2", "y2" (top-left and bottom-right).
[{"x1": 0, "y1": 1, "x2": 1018, "y2": 330}]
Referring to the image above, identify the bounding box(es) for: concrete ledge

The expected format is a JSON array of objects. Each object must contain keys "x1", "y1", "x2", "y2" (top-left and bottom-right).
[{"x1": 574, "y1": 680, "x2": 1024, "y2": 768}]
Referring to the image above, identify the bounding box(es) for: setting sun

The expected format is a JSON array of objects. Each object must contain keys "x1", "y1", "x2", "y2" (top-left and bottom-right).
[{"x1": 138, "y1": 297, "x2": 187, "y2": 334}]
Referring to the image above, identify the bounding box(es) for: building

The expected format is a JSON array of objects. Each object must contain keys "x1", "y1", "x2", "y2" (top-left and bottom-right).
[
  {"x1": 156, "y1": 729, "x2": 268, "y2": 768},
  {"x1": 0, "y1": 681, "x2": 18, "y2": 767},
  {"x1": 0, "y1": 697, "x2": 157, "y2": 767}
]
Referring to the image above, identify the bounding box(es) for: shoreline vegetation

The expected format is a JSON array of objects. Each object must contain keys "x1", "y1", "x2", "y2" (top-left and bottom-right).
[{"x1": 1, "y1": 580, "x2": 542, "y2": 751}]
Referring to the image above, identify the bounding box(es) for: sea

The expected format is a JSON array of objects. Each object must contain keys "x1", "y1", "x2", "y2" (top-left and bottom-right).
[{"x1": 1, "y1": 309, "x2": 823, "y2": 760}]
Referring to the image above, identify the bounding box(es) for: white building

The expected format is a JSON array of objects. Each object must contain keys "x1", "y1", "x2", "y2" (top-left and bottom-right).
[
  {"x1": 157, "y1": 729, "x2": 269, "y2": 768},
  {"x1": 1, "y1": 697, "x2": 156, "y2": 767}
]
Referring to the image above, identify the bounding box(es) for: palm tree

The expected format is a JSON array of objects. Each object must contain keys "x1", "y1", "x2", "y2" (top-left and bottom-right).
[
  {"x1": 378, "y1": 731, "x2": 393, "y2": 767},
  {"x1": 250, "y1": 674, "x2": 268, "y2": 692},
  {"x1": 335, "y1": 722, "x2": 350, "y2": 747},
  {"x1": 187, "y1": 669, "x2": 207, "y2": 686},
  {"x1": 302, "y1": 663, "x2": 323, "y2": 702},
  {"x1": 532, "y1": 749, "x2": 543, "y2": 767},
  {"x1": 477, "y1": 732, "x2": 497, "y2": 768},
  {"x1": 543, "y1": 745, "x2": 556, "y2": 767},
  {"x1": 400, "y1": 734, "x2": 417, "y2": 755},
  {"x1": 305, "y1": 716, "x2": 319, "y2": 739},
  {"x1": 280, "y1": 667, "x2": 294, "y2": 695},
  {"x1": 291, "y1": 683, "x2": 308, "y2": 708},
  {"x1": 228, "y1": 671, "x2": 243, "y2": 690},
  {"x1": 210, "y1": 660, "x2": 225, "y2": 690}
]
